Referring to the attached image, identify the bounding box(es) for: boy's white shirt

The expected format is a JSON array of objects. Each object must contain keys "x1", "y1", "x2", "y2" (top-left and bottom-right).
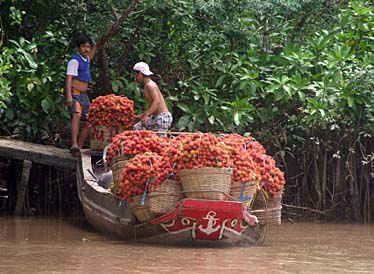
[
  {"x1": 66, "y1": 59, "x2": 79, "y2": 76},
  {"x1": 66, "y1": 53, "x2": 89, "y2": 76}
]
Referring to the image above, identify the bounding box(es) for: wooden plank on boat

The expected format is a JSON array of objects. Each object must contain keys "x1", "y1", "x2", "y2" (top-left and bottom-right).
[{"x1": 0, "y1": 137, "x2": 77, "y2": 169}]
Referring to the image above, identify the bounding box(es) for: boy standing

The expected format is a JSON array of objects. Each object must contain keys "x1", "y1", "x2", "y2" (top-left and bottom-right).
[
  {"x1": 65, "y1": 34, "x2": 97, "y2": 155},
  {"x1": 132, "y1": 62, "x2": 172, "y2": 134}
]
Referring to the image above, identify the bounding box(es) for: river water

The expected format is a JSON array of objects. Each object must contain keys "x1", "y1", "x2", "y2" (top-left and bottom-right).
[{"x1": 0, "y1": 218, "x2": 373, "y2": 274}]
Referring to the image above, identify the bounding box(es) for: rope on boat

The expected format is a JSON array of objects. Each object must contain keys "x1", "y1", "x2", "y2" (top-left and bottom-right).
[{"x1": 141, "y1": 178, "x2": 151, "y2": 206}]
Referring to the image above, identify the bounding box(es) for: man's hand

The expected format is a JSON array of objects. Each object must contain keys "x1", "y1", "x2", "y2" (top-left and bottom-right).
[
  {"x1": 135, "y1": 114, "x2": 142, "y2": 122},
  {"x1": 66, "y1": 96, "x2": 73, "y2": 108},
  {"x1": 141, "y1": 113, "x2": 149, "y2": 127}
]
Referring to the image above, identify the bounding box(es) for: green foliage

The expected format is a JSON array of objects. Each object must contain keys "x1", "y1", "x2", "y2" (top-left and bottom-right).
[
  {"x1": 1, "y1": 0, "x2": 372, "y2": 138},
  {"x1": 249, "y1": 0, "x2": 323, "y2": 14},
  {"x1": 0, "y1": 24, "x2": 70, "y2": 140},
  {"x1": 2, "y1": 0, "x2": 374, "y2": 220},
  {"x1": 0, "y1": 52, "x2": 13, "y2": 111},
  {"x1": 3, "y1": 0, "x2": 371, "y2": 137}
]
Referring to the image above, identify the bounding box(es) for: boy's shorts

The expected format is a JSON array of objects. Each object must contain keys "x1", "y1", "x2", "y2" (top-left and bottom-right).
[
  {"x1": 133, "y1": 112, "x2": 172, "y2": 134},
  {"x1": 66, "y1": 89, "x2": 90, "y2": 121}
]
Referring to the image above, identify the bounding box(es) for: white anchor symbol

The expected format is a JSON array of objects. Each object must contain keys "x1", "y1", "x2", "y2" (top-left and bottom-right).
[{"x1": 198, "y1": 211, "x2": 221, "y2": 235}]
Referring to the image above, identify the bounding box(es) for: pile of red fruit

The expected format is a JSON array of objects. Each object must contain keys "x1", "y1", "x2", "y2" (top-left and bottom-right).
[
  {"x1": 176, "y1": 133, "x2": 232, "y2": 170},
  {"x1": 118, "y1": 152, "x2": 171, "y2": 202},
  {"x1": 221, "y1": 135, "x2": 261, "y2": 183},
  {"x1": 220, "y1": 134, "x2": 285, "y2": 197},
  {"x1": 158, "y1": 135, "x2": 187, "y2": 181},
  {"x1": 253, "y1": 153, "x2": 285, "y2": 197},
  {"x1": 87, "y1": 94, "x2": 135, "y2": 129},
  {"x1": 106, "y1": 130, "x2": 285, "y2": 199},
  {"x1": 106, "y1": 130, "x2": 166, "y2": 165}
]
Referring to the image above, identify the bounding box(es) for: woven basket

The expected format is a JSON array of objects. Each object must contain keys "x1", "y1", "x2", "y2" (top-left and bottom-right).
[
  {"x1": 252, "y1": 191, "x2": 283, "y2": 226},
  {"x1": 230, "y1": 180, "x2": 258, "y2": 206},
  {"x1": 253, "y1": 190, "x2": 283, "y2": 209},
  {"x1": 111, "y1": 154, "x2": 132, "y2": 184},
  {"x1": 90, "y1": 125, "x2": 123, "y2": 151},
  {"x1": 128, "y1": 180, "x2": 183, "y2": 222},
  {"x1": 251, "y1": 206, "x2": 282, "y2": 226},
  {"x1": 128, "y1": 195, "x2": 154, "y2": 223},
  {"x1": 179, "y1": 167, "x2": 232, "y2": 200},
  {"x1": 148, "y1": 179, "x2": 183, "y2": 216}
]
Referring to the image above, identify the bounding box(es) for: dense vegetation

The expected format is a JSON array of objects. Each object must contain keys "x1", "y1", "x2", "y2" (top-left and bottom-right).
[{"x1": 1, "y1": 0, "x2": 374, "y2": 222}]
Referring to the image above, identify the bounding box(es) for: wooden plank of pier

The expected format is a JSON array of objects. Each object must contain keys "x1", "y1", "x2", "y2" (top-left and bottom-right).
[
  {"x1": 0, "y1": 137, "x2": 77, "y2": 169},
  {"x1": 0, "y1": 137, "x2": 79, "y2": 216}
]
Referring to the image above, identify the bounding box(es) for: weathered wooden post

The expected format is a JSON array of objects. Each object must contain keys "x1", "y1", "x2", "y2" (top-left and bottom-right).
[
  {"x1": 15, "y1": 160, "x2": 32, "y2": 216},
  {"x1": 0, "y1": 186, "x2": 8, "y2": 213}
]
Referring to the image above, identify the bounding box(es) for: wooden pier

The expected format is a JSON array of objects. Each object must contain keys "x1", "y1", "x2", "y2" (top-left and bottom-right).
[
  {"x1": 0, "y1": 137, "x2": 77, "y2": 169},
  {"x1": 0, "y1": 137, "x2": 78, "y2": 215}
]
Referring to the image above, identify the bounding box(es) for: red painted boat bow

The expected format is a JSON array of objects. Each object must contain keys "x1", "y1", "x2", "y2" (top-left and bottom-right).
[{"x1": 151, "y1": 198, "x2": 258, "y2": 241}]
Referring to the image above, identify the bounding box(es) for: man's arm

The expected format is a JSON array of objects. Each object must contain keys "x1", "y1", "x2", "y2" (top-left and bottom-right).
[
  {"x1": 88, "y1": 43, "x2": 97, "y2": 61},
  {"x1": 65, "y1": 75, "x2": 74, "y2": 108}
]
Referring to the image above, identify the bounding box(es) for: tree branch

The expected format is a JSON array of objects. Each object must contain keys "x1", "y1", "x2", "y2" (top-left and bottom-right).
[{"x1": 96, "y1": 0, "x2": 140, "y2": 94}]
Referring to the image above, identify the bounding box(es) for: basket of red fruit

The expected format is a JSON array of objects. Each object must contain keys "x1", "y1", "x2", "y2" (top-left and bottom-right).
[{"x1": 88, "y1": 94, "x2": 135, "y2": 150}]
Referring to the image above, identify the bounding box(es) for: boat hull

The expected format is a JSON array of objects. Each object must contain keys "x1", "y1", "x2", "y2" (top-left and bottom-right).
[{"x1": 77, "y1": 151, "x2": 261, "y2": 244}]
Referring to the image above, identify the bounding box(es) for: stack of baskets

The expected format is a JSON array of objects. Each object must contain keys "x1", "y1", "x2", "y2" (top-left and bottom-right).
[
  {"x1": 123, "y1": 166, "x2": 234, "y2": 222},
  {"x1": 251, "y1": 191, "x2": 282, "y2": 226},
  {"x1": 109, "y1": 152, "x2": 185, "y2": 223},
  {"x1": 111, "y1": 160, "x2": 280, "y2": 224},
  {"x1": 178, "y1": 167, "x2": 233, "y2": 200},
  {"x1": 90, "y1": 125, "x2": 123, "y2": 151},
  {"x1": 128, "y1": 179, "x2": 183, "y2": 222}
]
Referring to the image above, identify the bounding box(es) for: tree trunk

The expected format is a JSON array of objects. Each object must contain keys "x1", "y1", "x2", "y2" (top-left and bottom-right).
[{"x1": 96, "y1": 0, "x2": 140, "y2": 94}]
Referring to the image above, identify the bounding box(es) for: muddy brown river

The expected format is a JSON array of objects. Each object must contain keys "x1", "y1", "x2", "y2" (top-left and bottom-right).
[{"x1": 0, "y1": 218, "x2": 373, "y2": 274}]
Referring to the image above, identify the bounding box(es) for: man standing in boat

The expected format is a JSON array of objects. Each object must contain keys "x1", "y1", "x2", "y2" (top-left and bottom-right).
[
  {"x1": 132, "y1": 62, "x2": 172, "y2": 135},
  {"x1": 65, "y1": 34, "x2": 98, "y2": 156}
]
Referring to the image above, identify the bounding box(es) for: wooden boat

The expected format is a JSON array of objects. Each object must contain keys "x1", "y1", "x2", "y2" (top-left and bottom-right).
[{"x1": 77, "y1": 150, "x2": 264, "y2": 245}]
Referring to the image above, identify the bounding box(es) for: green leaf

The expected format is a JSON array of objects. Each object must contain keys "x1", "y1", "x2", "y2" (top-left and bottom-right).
[
  {"x1": 239, "y1": 80, "x2": 249, "y2": 90},
  {"x1": 41, "y1": 98, "x2": 51, "y2": 113},
  {"x1": 203, "y1": 94, "x2": 210, "y2": 105},
  {"x1": 177, "y1": 115, "x2": 191, "y2": 130},
  {"x1": 21, "y1": 50, "x2": 37, "y2": 69},
  {"x1": 208, "y1": 115, "x2": 215, "y2": 124},
  {"x1": 347, "y1": 97, "x2": 355, "y2": 108},
  {"x1": 283, "y1": 84, "x2": 291, "y2": 94},
  {"x1": 215, "y1": 75, "x2": 226, "y2": 88},
  {"x1": 234, "y1": 112, "x2": 241, "y2": 126},
  {"x1": 27, "y1": 83, "x2": 34, "y2": 91},
  {"x1": 177, "y1": 102, "x2": 191, "y2": 113},
  {"x1": 274, "y1": 91, "x2": 283, "y2": 102},
  {"x1": 112, "y1": 81, "x2": 119, "y2": 93},
  {"x1": 5, "y1": 108, "x2": 14, "y2": 120}
]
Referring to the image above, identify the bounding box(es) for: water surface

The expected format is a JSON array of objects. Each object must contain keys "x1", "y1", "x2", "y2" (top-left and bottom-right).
[{"x1": 0, "y1": 218, "x2": 373, "y2": 274}]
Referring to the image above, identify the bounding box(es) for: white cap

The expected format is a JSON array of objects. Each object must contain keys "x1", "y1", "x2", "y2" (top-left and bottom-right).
[{"x1": 133, "y1": 62, "x2": 153, "y2": 76}]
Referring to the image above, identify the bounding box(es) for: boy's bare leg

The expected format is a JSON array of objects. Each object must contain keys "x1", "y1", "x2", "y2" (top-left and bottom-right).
[
  {"x1": 71, "y1": 113, "x2": 81, "y2": 147},
  {"x1": 78, "y1": 122, "x2": 90, "y2": 149},
  {"x1": 70, "y1": 113, "x2": 81, "y2": 155}
]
